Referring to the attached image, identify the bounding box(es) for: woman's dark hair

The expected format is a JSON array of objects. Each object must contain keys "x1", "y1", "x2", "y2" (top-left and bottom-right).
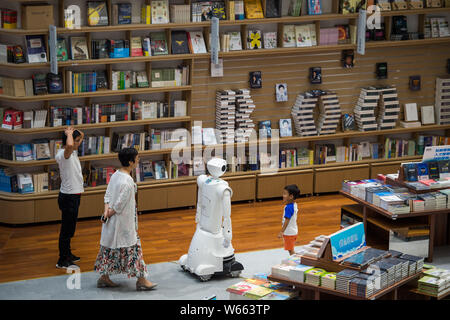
[
  {"x1": 62, "y1": 129, "x2": 82, "y2": 146},
  {"x1": 118, "y1": 148, "x2": 138, "y2": 167},
  {"x1": 284, "y1": 184, "x2": 300, "y2": 199}
]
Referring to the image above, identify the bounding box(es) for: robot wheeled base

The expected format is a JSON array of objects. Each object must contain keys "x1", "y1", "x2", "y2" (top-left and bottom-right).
[{"x1": 180, "y1": 253, "x2": 244, "y2": 282}]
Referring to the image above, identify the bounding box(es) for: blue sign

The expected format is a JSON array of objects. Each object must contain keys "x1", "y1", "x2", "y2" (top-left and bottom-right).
[{"x1": 329, "y1": 222, "x2": 366, "y2": 261}]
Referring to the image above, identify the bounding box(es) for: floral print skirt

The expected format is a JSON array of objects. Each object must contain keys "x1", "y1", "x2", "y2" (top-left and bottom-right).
[{"x1": 94, "y1": 238, "x2": 148, "y2": 278}]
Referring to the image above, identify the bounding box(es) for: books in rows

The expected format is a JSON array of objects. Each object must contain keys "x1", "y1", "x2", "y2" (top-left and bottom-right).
[
  {"x1": 0, "y1": 76, "x2": 34, "y2": 97},
  {"x1": 1, "y1": 107, "x2": 46, "y2": 130},
  {"x1": 149, "y1": 128, "x2": 189, "y2": 150},
  {"x1": 111, "y1": 71, "x2": 149, "y2": 90},
  {"x1": 435, "y1": 77, "x2": 450, "y2": 125},
  {"x1": 88, "y1": 166, "x2": 115, "y2": 187},
  {"x1": 402, "y1": 160, "x2": 450, "y2": 183},
  {"x1": 134, "y1": 160, "x2": 169, "y2": 181},
  {"x1": 112, "y1": 132, "x2": 150, "y2": 152},
  {"x1": 424, "y1": 17, "x2": 450, "y2": 39},
  {"x1": 66, "y1": 71, "x2": 97, "y2": 93},
  {"x1": 151, "y1": 66, "x2": 189, "y2": 87},
  {"x1": 170, "y1": 5, "x2": 190, "y2": 23}
]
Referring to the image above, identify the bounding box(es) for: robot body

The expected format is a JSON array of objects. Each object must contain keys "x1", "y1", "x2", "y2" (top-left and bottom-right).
[{"x1": 179, "y1": 158, "x2": 244, "y2": 281}]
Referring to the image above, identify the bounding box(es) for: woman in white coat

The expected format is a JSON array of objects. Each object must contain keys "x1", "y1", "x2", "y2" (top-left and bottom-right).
[{"x1": 94, "y1": 148, "x2": 157, "y2": 291}]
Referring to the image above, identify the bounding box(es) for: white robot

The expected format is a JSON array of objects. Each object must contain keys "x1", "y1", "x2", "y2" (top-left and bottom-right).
[{"x1": 179, "y1": 158, "x2": 244, "y2": 281}]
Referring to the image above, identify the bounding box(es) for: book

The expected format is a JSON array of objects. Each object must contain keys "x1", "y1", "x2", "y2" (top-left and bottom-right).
[
  {"x1": 130, "y1": 37, "x2": 143, "y2": 57},
  {"x1": 404, "y1": 103, "x2": 418, "y2": 122},
  {"x1": 295, "y1": 25, "x2": 312, "y2": 47},
  {"x1": 235, "y1": 0, "x2": 245, "y2": 19},
  {"x1": 417, "y1": 162, "x2": 430, "y2": 181},
  {"x1": 427, "y1": 161, "x2": 440, "y2": 180},
  {"x1": 421, "y1": 105, "x2": 435, "y2": 125},
  {"x1": 229, "y1": 32, "x2": 242, "y2": 51},
  {"x1": 266, "y1": 0, "x2": 282, "y2": 18},
  {"x1": 308, "y1": 0, "x2": 322, "y2": 14},
  {"x1": 56, "y1": 38, "x2": 68, "y2": 62},
  {"x1": 280, "y1": 119, "x2": 293, "y2": 137},
  {"x1": 70, "y1": 37, "x2": 89, "y2": 60},
  {"x1": 142, "y1": 4, "x2": 151, "y2": 24},
  {"x1": 154, "y1": 161, "x2": 168, "y2": 179},
  {"x1": 283, "y1": 25, "x2": 296, "y2": 47},
  {"x1": 171, "y1": 31, "x2": 190, "y2": 54},
  {"x1": 212, "y1": 1, "x2": 227, "y2": 20},
  {"x1": 244, "y1": 0, "x2": 264, "y2": 19},
  {"x1": 187, "y1": 31, "x2": 207, "y2": 54},
  {"x1": 263, "y1": 32, "x2": 277, "y2": 49},
  {"x1": 87, "y1": 1, "x2": 109, "y2": 26},
  {"x1": 403, "y1": 163, "x2": 418, "y2": 182},
  {"x1": 118, "y1": 3, "x2": 132, "y2": 24},
  {"x1": 152, "y1": 0, "x2": 170, "y2": 24},
  {"x1": 150, "y1": 32, "x2": 169, "y2": 56},
  {"x1": 25, "y1": 35, "x2": 47, "y2": 63},
  {"x1": 247, "y1": 30, "x2": 262, "y2": 49},
  {"x1": 259, "y1": 120, "x2": 272, "y2": 138}
]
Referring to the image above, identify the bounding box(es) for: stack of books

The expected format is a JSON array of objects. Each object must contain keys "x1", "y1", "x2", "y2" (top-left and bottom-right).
[
  {"x1": 342, "y1": 248, "x2": 389, "y2": 269},
  {"x1": 418, "y1": 193, "x2": 437, "y2": 210},
  {"x1": 320, "y1": 272, "x2": 337, "y2": 290},
  {"x1": 384, "y1": 257, "x2": 406, "y2": 282},
  {"x1": 304, "y1": 268, "x2": 326, "y2": 286},
  {"x1": 271, "y1": 264, "x2": 293, "y2": 280},
  {"x1": 291, "y1": 93, "x2": 318, "y2": 136},
  {"x1": 234, "y1": 89, "x2": 255, "y2": 143},
  {"x1": 216, "y1": 90, "x2": 236, "y2": 144},
  {"x1": 432, "y1": 192, "x2": 447, "y2": 209},
  {"x1": 354, "y1": 87, "x2": 379, "y2": 132},
  {"x1": 399, "y1": 254, "x2": 424, "y2": 276},
  {"x1": 288, "y1": 264, "x2": 312, "y2": 283},
  {"x1": 367, "y1": 260, "x2": 394, "y2": 287},
  {"x1": 379, "y1": 194, "x2": 410, "y2": 214},
  {"x1": 377, "y1": 86, "x2": 400, "y2": 130},
  {"x1": 32, "y1": 172, "x2": 49, "y2": 193},
  {"x1": 439, "y1": 189, "x2": 450, "y2": 208},
  {"x1": 336, "y1": 269, "x2": 360, "y2": 294},
  {"x1": 418, "y1": 268, "x2": 450, "y2": 297},
  {"x1": 316, "y1": 92, "x2": 341, "y2": 135},
  {"x1": 349, "y1": 277, "x2": 375, "y2": 298}
]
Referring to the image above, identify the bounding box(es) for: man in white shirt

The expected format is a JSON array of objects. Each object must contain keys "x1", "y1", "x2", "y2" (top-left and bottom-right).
[{"x1": 55, "y1": 126, "x2": 84, "y2": 269}]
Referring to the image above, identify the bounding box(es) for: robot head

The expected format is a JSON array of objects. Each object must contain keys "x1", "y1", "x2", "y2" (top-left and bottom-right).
[{"x1": 207, "y1": 158, "x2": 227, "y2": 178}]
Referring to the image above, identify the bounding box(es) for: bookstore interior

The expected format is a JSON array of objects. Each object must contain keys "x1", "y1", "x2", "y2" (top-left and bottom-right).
[{"x1": 1, "y1": 0, "x2": 450, "y2": 301}]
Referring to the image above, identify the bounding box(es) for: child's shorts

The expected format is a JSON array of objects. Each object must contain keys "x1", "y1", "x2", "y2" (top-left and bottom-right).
[{"x1": 283, "y1": 235, "x2": 297, "y2": 251}]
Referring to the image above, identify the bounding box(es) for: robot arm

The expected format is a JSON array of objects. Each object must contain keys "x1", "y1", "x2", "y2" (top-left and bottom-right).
[{"x1": 222, "y1": 189, "x2": 232, "y2": 247}]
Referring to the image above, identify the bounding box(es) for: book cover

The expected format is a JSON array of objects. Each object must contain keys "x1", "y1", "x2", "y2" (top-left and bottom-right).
[
  {"x1": 25, "y1": 35, "x2": 47, "y2": 63},
  {"x1": 244, "y1": 0, "x2": 264, "y2": 19},
  {"x1": 403, "y1": 163, "x2": 418, "y2": 182},
  {"x1": 56, "y1": 38, "x2": 68, "y2": 62},
  {"x1": 87, "y1": 1, "x2": 109, "y2": 26},
  {"x1": 263, "y1": 32, "x2": 277, "y2": 49},
  {"x1": 282, "y1": 25, "x2": 296, "y2": 47},
  {"x1": 247, "y1": 30, "x2": 262, "y2": 49},
  {"x1": 152, "y1": 0, "x2": 170, "y2": 24},
  {"x1": 171, "y1": 31, "x2": 190, "y2": 54},
  {"x1": 265, "y1": 0, "x2": 282, "y2": 18},
  {"x1": 187, "y1": 31, "x2": 207, "y2": 54},
  {"x1": 276, "y1": 83, "x2": 288, "y2": 102},
  {"x1": 150, "y1": 32, "x2": 168, "y2": 55},
  {"x1": 229, "y1": 32, "x2": 242, "y2": 50},
  {"x1": 427, "y1": 160, "x2": 440, "y2": 179},
  {"x1": 280, "y1": 119, "x2": 292, "y2": 137},
  {"x1": 212, "y1": 1, "x2": 227, "y2": 20},
  {"x1": 295, "y1": 25, "x2": 312, "y2": 47},
  {"x1": 249, "y1": 71, "x2": 262, "y2": 88},
  {"x1": 308, "y1": 0, "x2": 322, "y2": 14},
  {"x1": 70, "y1": 36, "x2": 89, "y2": 60},
  {"x1": 259, "y1": 120, "x2": 272, "y2": 138},
  {"x1": 289, "y1": 0, "x2": 303, "y2": 16},
  {"x1": 309, "y1": 67, "x2": 322, "y2": 84},
  {"x1": 118, "y1": 3, "x2": 132, "y2": 24},
  {"x1": 130, "y1": 37, "x2": 143, "y2": 57},
  {"x1": 438, "y1": 160, "x2": 450, "y2": 179}
]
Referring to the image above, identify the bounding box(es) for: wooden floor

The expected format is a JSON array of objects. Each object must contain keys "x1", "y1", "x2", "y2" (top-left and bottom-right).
[{"x1": 0, "y1": 194, "x2": 355, "y2": 283}]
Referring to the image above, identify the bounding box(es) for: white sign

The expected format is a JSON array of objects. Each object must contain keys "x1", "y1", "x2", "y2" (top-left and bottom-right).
[
  {"x1": 422, "y1": 145, "x2": 450, "y2": 161},
  {"x1": 357, "y1": 10, "x2": 367, "y2": 55}
]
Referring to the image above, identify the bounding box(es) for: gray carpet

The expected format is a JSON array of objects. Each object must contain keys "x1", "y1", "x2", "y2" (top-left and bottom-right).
[{"x1": 1, "y1": 245, "x2": 450, "y2": 300}]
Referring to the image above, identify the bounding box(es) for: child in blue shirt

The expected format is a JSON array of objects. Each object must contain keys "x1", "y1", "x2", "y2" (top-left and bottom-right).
[{"x1": 277, "y1": 184, "x2": 300, "y2": 255}]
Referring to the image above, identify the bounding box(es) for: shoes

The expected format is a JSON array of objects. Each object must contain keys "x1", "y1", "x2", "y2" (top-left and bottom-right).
[
  {"x1": 69, "y1": 253, "x2": 80, "y2": 262},
  {"x1": 56, "y1": 259, "x2": 79, "y2": 269},
  {"x1": 136, "y1": 281, "x2": 158, "y2": 291},
  {"x1": 97, "y1": 277, "x2": 120, "y2": 288}
]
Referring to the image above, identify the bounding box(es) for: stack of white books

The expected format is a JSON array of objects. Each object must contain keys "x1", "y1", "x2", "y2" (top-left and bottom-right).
[
  {"x1": 432, "y1": 192, "x2": 447, "y2": 209},
  {"x1": 435, "y1": 77, "x2": 450, "y2": 125},
  {"x1": 377, "y1": 86, "x2": 400, "y2": 130},
  {"x1": 234, "y1": 89, "x2": 255, "y2": 143},
  {"x1": 291, "y1": 93, "x2": 318, "y2": 136},
  {"x1": 316, "y1": 92, "x2": 341, "y2": 135},
  {"x1": 439, "y1": 189, "x2": 450, "y2": 208},
  {"x1": 271, "y1": 264, "x2": 293, "y2": 279},
  {"x1": 354, "y1": 87, "x2": 379, "y2": 131},
  {"x1": 216, "y1": 90, "x2": 236, "y2": 144}
]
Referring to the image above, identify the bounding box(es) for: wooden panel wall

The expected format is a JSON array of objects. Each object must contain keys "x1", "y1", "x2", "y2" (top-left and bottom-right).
[{"x1": 192, "y1": 43, "x2": 450, "y2": 130}]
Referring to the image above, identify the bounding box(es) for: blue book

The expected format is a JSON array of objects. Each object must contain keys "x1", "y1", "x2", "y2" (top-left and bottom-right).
[
  {"x1": 308, "y1": 0, "x2": 322, "y2": 15},
  {"x1": 416, "y1": 162, "x2": 429, "y2": 180},
  {"x1": 403, "y1": 163, "x2": 418, "y2": 182},
  {"x1": 118, "y1": 3, "x2": 132, "y2": 24}
]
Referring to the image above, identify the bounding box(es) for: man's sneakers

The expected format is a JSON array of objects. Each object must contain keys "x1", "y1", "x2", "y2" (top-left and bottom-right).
[
  {"x1": 69, "y1": 253, "x2": 80, "y2": 262},
  {"x1": 56, "y1": 258, "x2": 79, "y2": 269}
]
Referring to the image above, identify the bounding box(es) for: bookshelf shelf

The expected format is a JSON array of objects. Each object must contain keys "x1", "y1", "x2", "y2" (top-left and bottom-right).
[
  {"x1": 2, "y1": 7, "x2": 450, "y2": 36},
  {"x1": 0, "y1": 86, "x2": 193, "y2": 101},
  {"x1": 0, "y1": 116, "x2": 192, "y2": 134}
]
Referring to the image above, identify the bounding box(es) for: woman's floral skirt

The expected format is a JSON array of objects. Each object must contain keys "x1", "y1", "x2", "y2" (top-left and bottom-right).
[{"x1": 94, "y1": 238, "x2": 148, "y2": 278}]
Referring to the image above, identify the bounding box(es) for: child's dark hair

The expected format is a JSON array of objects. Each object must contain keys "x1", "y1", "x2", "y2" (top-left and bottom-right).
[
  {"x1": 62, "y1": 129, "x2": 82, "y2": 146},
  {"x1": 284, "y1": 184, "x2": 300, "y2": 199},
  {"x1": 118, "y1": 147, "x2": 138, "y2": 167}
]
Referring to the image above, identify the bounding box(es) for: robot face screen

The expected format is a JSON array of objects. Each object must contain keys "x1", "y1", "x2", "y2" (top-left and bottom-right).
[
  {"x1": 207, "y1": 158, "x2": 227, "y2": 178},
  {"x1": 222, "y1": 165, "x2": 226, "y2": 172}
]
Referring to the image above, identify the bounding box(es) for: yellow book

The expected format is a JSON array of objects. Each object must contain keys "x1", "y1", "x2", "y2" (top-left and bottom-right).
[
  {"x1": 244, "y1": 0, "x2": 264, "y2": 19},
  {"x1": 229, "y1": 0, "x2": 235, "y2": 21},
  {"x1": 74, "y1": 73, "x2": 78, "y2": 93},
  {"x1": 141, "y1": 5, "x2": 151, "y2": 24},
  {"x1": 309, "y1": 150, "x2": 314, "y2": 165}
]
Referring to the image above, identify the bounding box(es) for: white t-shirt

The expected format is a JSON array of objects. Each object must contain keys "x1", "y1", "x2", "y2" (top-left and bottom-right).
[
  {"x1": 282, "y1": 202, "x2": 298, "y2": 236},
  {"x1": 55, "y1": 148, "x2": 84, "y2": 194}
]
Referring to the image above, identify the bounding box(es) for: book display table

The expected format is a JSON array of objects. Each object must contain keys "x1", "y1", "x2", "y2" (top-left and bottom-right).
[{"x1": 339, "y1": 190, "x2": 450, "y2": 262}]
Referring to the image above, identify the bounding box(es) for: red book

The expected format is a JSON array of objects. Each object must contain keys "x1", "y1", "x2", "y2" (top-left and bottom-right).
[{"x1": 419, "y1": 179, "x2": 436, "y2": 186}]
